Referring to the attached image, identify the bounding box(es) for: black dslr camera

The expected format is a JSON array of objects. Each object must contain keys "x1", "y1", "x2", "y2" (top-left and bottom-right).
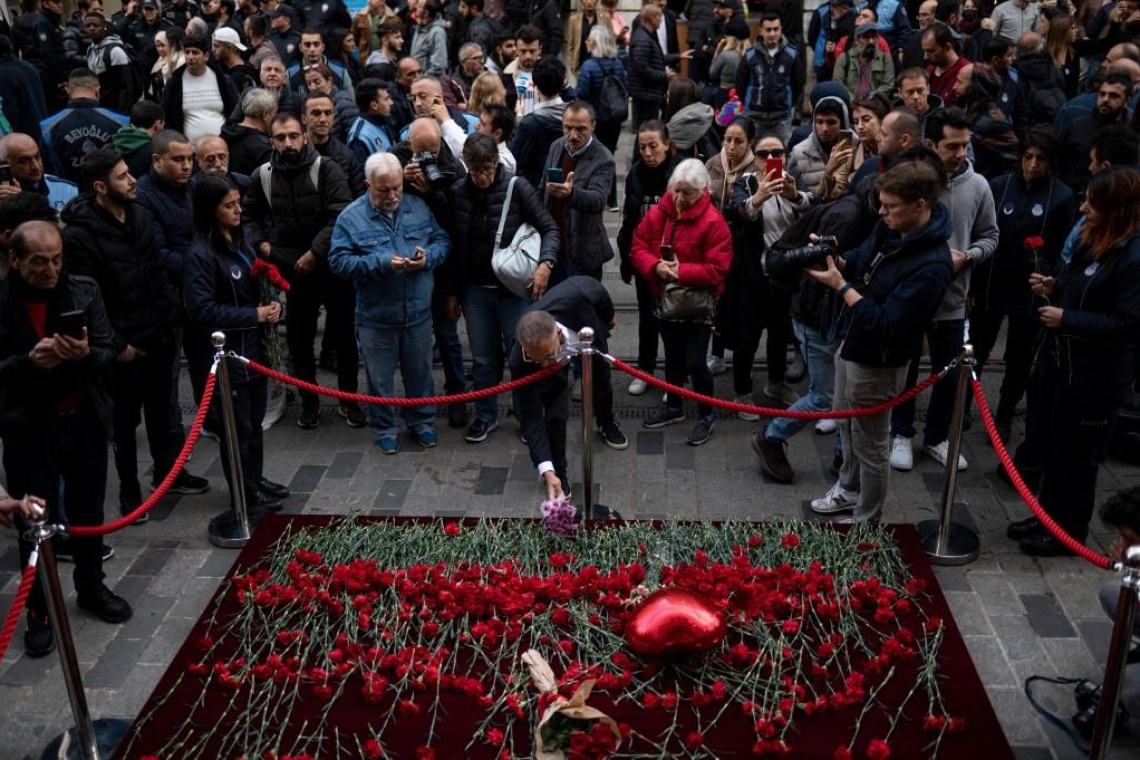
[
  {"x1": 410, "y1": 150, "x2": 445, "y2": 185},
  {"x1": 765, "y1": 235, "x2": 839, "y2": 279},
  {"x1": 1071, "y1": 679, "x2": 1130, "y2": 738}
]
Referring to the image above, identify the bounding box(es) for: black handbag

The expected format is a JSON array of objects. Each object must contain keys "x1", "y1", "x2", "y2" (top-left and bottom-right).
[{"x1": 654, "y1": 220, "x2": 716, "y2": 322}]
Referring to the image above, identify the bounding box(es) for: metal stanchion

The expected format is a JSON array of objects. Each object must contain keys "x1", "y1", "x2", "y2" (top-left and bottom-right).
[
  {"x1": 574, "y1": 328, "x2": 614, "y2": 521},
  {"x1": 207, "y1": 331, "x2": 256, "y2": 548},
  {"x1": 1090, "y1": 545, "x2": 1140, "y2": 758},
  {"x1": 25, "y1": 517, "x2": 128, "y2": 759},
  {"x1": 917, "y1": 345, "x2": 981, "y2": 565}
]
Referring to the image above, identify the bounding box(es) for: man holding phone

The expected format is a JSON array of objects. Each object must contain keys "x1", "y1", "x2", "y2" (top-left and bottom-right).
[{"x1": 0, "y1": 221, "x2": 132, "y2": 657}]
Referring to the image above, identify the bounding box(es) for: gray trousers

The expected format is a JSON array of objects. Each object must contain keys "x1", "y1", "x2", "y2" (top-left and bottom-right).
[{"x1": 835, "y1": 356, "x2": 908, "y2": 522}]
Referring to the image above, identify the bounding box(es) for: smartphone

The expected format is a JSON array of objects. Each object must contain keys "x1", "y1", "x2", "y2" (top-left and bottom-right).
[
  {"x1": 765, "y1": 157, "x2": 784, "y2": 181},
  {"x1": 546, "y1": 166, "x2": 564, "y2": 183},
  {"x1": 0, "y1": 163, "x2": 11, "y2": 186},
  {"x1": 57, "y1": 310, "x2": 86, "y2": 340},
  {"x1": 744, "y1": 174, "x2": 759, "y2": 196},
  {"x1": 838, "y1": 129, "x2": 855, "y2": 144},
  {"x1": 659, "y1": 244, "x2": 675, "y2": 262}
]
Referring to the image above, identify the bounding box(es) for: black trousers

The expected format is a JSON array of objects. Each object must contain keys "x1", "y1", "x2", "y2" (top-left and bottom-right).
[
  {"x1": 969, "y1": 307, "x2": 1038, "y2": 420},
  {"x1": 660, "y1": 319, "x2": 714, "y2": 418},
  {"x1": 594, "y1": 119, "x2": 622, "y2": 207},
  {"x1": 633, "y1": 275, "x2": 660, "y2": 373},
  {"x1": 9, "y1": 408, "x2": 108, "y2": 616},
  {"x1": 114, "y1": 340, "x2": 177, "y2": 502},
  {"x1": 208, "y1": 370, "x2": 268, "y2": 506},
  {"x1": 632, "y1": 97, "x2": 662, "y2": 131},
  {"x1": 282, "y1": 261, "x2": 359, "y2": 412},
  {"x1": 1014, "y1": 363, "x2": 1118, "y2": 541}
]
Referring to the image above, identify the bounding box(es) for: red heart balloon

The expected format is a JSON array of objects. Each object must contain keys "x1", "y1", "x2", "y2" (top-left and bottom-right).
[{"x1": 625, "y1": 587, "x2": 726, "y2": 661}]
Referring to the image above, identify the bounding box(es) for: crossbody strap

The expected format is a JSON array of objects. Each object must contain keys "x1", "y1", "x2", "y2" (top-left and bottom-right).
[{"x1": 493, "y1": 175, "x2": 517, "y2": 248}]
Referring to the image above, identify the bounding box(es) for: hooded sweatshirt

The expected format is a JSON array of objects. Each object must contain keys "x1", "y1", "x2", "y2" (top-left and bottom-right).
[
  {"x1": 838, "y1": 202, "x2": 954, "y2": 367},
  {"x1": 667, "y1": 103, "x2": 716, "y2": 156},
  {"x1": 935, "y1": 159, "x2": 999, "y2": 321},
  {"x1": 787, "y1": 95, "x2": 852, "y2": 192},
  {"x1": 112, "y1": 125, "x2": 155, "y2": 179}
]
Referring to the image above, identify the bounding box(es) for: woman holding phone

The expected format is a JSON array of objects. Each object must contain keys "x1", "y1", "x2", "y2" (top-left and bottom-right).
[
  {"x1": 183, "y1": 175, "x2": 291, "y2": 513},
  {"x1": 721, "y1": 131, "x2": 812, "y2": 420},
  {"x1": 630, "y1": 159, "x2": 733, "y2": 446}
]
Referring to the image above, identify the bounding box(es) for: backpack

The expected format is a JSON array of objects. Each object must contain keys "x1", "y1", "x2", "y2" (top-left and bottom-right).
[
  {"x1": 103, "y1": 41, "x2": 146, "y2": 109},
  {"x1": 595, "y1": 61, "x2": 629, "y2": 124},
  {"x1": 259, "y1": 157, "x2": 322, "y2": 211},
  {"x1": 1027, "y1": 85, "x2": 1067, "y2": 127}
]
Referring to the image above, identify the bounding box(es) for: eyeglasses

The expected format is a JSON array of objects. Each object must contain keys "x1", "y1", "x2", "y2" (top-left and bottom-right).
[
  {"x1": 468, "y1": 164, "x2": 497, "y2": 178},
  {"x1": 462, "y1": 56, "x2": 483, "y2": 64},
  {"x1": 755, "y1": 149, "x2": 785, "y2": 159},
  {"x1": 879, "y1": 199, "x2": 916, "y2": 211}
]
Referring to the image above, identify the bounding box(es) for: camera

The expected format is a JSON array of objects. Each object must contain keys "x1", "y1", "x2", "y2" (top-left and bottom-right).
[
  {"x1": 765, "y1": 235, "x2": 839, "y2": 279},
  {"x1": 410, "y1": 150, "x2": 444, "y2": 185},
  {"x1": 1071, "y1": 679, "x2": 1130, "y2": 739}
]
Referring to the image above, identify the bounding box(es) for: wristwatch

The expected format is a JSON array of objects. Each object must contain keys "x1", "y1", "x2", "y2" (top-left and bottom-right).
[{"x1": 540, "y1": 260, "x2": 555, "y2": 271}]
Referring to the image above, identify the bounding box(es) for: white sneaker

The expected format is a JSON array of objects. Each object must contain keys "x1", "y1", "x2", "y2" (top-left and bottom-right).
[
  {"x1": 889, "y1": 435, "x2": 914, "y2": 471},
  {"x1": 628, "y1": 376, "x2": 649, "y2": 395},
  {"x1": 735, "y1": 395, "x2": 760, "y2": 422},
  {"x1": 706, "y1": 355, "x2": 727, "y2": 375},
  {"x1": 810, "y1": 481, "x2": 859, "y2": 514},
  {"x1": 814, "y1": 418, "x2": 837, "y2": 434},
  {"x1": 923, "y1": 440, "x2": 968, "y2": 470}
]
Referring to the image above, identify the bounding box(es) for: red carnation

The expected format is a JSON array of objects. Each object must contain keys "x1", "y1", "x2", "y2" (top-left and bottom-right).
[
  {"x1": 1024, "y1": 236, "x2": 1045, "y2": 250},
  {"x1": 867, "y1": 738, "x2": 891, "y2": 760}
]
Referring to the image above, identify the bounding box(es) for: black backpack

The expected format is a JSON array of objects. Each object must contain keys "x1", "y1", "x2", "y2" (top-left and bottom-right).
[
  {"x1": 103, "y1": 41, "x2": 146, "y2": 110},
  {"x1": 596, "y1": 61, "x2": 629, "y2": 124}
]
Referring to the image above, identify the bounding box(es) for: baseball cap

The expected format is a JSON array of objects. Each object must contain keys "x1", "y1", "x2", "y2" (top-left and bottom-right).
[
  {"x1": 713, "y1": 0, "x2": 741, "y2": 9},
  {"x1": 855, "y1": 21, "x2": 879, "y2": 35},
  {"x1": 269, "y1": 4, "x2": 296, "y2": 19},
  {"x1": 213, "y1": 26, "x2": 248, "y2": 51},
  {"x1": 141, "y1": 1, "x2": 158, "y2": 9}
]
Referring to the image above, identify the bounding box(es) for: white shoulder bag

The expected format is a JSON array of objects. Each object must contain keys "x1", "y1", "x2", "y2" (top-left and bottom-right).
[{"x1": 491, "y1": 176, "x2": 543, "y2": 299}]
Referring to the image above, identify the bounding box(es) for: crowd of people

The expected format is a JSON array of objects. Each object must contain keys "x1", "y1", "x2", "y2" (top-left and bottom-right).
[{"x1": 0, "y1": 0, "x2": 1139, "y2": 660}]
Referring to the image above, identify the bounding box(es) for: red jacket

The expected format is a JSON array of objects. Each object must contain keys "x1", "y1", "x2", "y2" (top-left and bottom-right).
[{"x1": 630, "y1": 189, "x2": 733, "y2": 299}]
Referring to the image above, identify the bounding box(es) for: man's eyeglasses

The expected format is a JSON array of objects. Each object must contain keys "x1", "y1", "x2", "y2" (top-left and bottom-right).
[{"x1": 756, "y1": 149, "x2": 785, "y2": 159}]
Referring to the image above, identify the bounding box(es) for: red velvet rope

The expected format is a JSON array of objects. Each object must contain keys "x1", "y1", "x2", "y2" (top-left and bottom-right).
[
  {"x1": 243, "y1": 358, "x2": 563, "y2": 405},
  {"x1": 971, "y1": 377, "x2": 1113, "y2": 569},
  {"x1": 0, "y1": 561, "x2": 38, "y2": 662},
  {"x1": 71, "y1": 370, "x2": 219, "y2": 538},
  {"x1": 610, "y1": 358, "x2": 945, "y2": 419}
]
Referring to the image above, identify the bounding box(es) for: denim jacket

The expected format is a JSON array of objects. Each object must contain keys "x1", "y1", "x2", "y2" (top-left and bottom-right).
[{"x1": 329, "y1": 192, "x2": 449, "y2": 328}]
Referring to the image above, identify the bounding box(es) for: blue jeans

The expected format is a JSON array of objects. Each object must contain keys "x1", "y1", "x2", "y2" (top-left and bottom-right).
[
  {"x1": 463, "y1": 286, "x2": 528, "y2": 423},
  {"x1": 432, "y1": 287, "x2": 466, "y2": 395},
  {"x1": 890, "y1": 318, "x2": 965, "y2": 445},
  {"x1": 358, "y1": 318, "x2": 435, "y2": 441},
  {"x1": 767, "y1": 320, "x2": 838, "y2": 443}
]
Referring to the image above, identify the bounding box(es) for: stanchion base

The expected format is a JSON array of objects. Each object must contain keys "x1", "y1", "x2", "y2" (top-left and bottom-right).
[
  {"x1": 40, "y1": 717, "x2": 130, "y2": 759},
  {"x1": 917, "y1": 518, "x2": 981, "y2": 566},
  {"x1": 208, "y1": 509, "x2": 259, "y2": 549},
  {"x1": 576, "y1": 503, "x2": 622, "y2": 521}
]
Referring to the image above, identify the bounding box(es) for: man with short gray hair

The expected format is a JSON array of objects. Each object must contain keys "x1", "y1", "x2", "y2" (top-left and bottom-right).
[
  {"x1": 223, "y1": 87, "x2": 277, "y2": 175},
  {"x1": 328, "y1": 153, "x2": 450, "y2": 455}
]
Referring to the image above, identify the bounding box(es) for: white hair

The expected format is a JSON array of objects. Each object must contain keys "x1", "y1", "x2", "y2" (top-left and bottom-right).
[
  {"x1": 365, "y1": 152, "x2": 403, "y2": 182},
  {"x1": 588, "y1": 26, "x2": 617, "y2": 59},
  {"x1": 669, "y1": 159, "x2": 710, "y2": 192}
]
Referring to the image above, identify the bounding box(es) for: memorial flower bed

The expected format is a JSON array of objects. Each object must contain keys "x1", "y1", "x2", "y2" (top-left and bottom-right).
[{"x1": 122, "y1": 518, "x2": 991, "y2": 760}]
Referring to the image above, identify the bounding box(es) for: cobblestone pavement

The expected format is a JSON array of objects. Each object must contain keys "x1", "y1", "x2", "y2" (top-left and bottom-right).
[{"x1": 2, "y1": 134, "x2": 1139, "y2": 759}]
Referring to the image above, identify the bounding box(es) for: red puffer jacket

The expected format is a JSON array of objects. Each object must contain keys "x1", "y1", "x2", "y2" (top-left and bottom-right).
[{"x1": 630, "y1": 188, "x2": 733, "y2": 300}]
